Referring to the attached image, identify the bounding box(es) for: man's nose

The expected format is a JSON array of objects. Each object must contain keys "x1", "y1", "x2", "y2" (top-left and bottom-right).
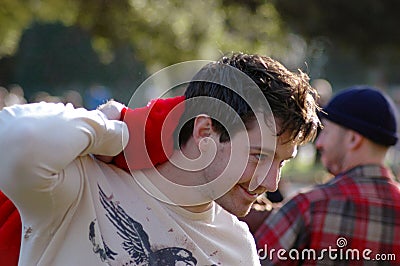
[
  {"x1": 257, "y1": 163, "x2": 280, "y2": 192},
  {"x1": 315, "y1": 134, "x2": 323, "y2": 150}
]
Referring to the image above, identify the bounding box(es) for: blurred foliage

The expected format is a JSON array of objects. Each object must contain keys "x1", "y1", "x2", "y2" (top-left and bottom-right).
[
  {"x1": 2, "y1": 0, "x2": 400, "y2": 96},
  {"x1": 0, "y1": 0, "x2": 289, "y2": 70},
  {"x1": 274, "y1": 0, "x2": 400, "y2": 60},
  {"x1": 7, "y1": 22, "x2": 146, "y2": 102},
  {"x1": 2, "y1": 0, "x2": 400, "y2": 67},
  {"x1": 0, "y1": 0, "x2": 32, "y2": 56}
]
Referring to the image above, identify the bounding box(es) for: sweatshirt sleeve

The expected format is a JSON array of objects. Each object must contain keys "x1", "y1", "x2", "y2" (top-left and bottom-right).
[{"x1": 0, "y1": 102, "x2": 129, "y2": 201}]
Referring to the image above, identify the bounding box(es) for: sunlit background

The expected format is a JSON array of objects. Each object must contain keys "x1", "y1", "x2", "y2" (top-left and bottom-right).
[{"x1": 1, "y1": 0, "x2": 400, "y2": 198}]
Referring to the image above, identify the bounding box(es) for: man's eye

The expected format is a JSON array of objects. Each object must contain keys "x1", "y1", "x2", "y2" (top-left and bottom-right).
[{"x1": 254, "y1": 154, "x2": 268, "y2": 161}]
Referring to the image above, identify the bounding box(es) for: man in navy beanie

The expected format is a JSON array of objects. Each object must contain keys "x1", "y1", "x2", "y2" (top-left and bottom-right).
[{"x1": 255, "y1": 85, "x2": 400, "y2": 265}]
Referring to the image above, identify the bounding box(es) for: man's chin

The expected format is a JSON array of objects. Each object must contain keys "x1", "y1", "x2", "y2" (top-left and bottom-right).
[
  {"x1": 235, "y1": 210, "x2": 251, "y2": 218},
  {"x1": 215, "y1": 195, "x2": 253, "y2": 217},
  {"x1": 223, "y1": 205, "x2": 252, "y2": 218}
]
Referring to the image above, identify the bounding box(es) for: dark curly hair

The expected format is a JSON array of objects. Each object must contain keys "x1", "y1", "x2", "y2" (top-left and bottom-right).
[{"x1": 177, "y1": 53, "x2": 321, "y2": 147}]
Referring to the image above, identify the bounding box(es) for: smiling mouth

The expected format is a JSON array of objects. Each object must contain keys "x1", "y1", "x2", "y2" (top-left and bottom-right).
[{"x1": 239, "y1": 185, "x2": 259, "y2": 197}]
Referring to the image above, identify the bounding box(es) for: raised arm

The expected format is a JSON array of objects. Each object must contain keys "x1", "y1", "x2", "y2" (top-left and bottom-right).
[{"x1": 0, "y1": 102, "x2": 128, "y2": 203}]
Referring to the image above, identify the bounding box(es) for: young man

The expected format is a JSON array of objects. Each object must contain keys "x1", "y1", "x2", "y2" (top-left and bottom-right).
[
  {"x1": 255, "y1": 86, "x2": 400, "y2": 265},
  {"x1": 0, "y1": 53, "x2": 320, "y2": 265}
]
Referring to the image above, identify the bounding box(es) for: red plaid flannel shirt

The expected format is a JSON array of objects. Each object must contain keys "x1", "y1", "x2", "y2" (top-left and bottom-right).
[{"x1": 255, "y1": 164, "x2": 400, "y2": 265}]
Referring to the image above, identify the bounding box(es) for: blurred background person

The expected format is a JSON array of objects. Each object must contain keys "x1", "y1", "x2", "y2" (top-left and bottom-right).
[{"x1": 255, "y1": 86, "x2": 400, "y2": 265}]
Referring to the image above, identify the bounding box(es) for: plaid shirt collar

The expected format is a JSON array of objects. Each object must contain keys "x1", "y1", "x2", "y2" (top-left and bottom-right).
[{"x1": 335, "y1": 164, "x2": 395, "y2": 181}]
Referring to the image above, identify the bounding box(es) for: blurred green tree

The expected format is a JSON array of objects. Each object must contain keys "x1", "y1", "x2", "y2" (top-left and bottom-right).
[
  {"x1": 274, "y1": 0, "x2": 400, "y2": 55},
  {"x1": 279, "y1": 0, "x2": 400, "y2": 88},
  {"x1": 8, "y1": 22, "x2": 146, "y2": 103},
  {"x1": 0, "y1": 0, "x2": 288, "y2": 71},
  {"x1": 3, "y1": 0, "x2": 399, "y2": 92}
]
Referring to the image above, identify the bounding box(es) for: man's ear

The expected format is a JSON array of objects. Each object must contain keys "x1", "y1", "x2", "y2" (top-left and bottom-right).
[
  {"x1": 192, "y1": 115, "x2": 212, "y2": 145},
  {"x1": 347, "y1": 130, "x2": 363, "y2": 150}
]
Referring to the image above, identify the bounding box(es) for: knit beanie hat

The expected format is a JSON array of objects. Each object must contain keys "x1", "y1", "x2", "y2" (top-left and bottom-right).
[{"x1": 320, "y1": 86, "x2": 398, "y2": 146}]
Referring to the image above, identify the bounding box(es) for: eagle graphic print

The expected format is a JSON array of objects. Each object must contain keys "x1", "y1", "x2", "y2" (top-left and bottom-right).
[{"x1": 89, "y1": 185, "x2": 198, "y2": 265}]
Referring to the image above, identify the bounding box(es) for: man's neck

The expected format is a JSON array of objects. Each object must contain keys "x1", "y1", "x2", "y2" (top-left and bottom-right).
[
  {"x1": 180, "y1": 202, "x2": 214, "y2": 213},
  {"x1": 339, "y1": 148, "x2": 387, "y2": 175},
  {"x1": 141, "y1": 156, "x2": 214, "y2": 213}
]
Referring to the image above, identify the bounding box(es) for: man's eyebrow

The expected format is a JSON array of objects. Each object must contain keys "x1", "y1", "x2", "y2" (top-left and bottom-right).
[{"x1": 249, "y1": 146, "x2": 297, "y2": 160}]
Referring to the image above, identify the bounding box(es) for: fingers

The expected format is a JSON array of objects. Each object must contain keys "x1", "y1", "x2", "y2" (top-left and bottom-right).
[{"x1": 97, "y1": 100, "x2": 126, "y2": 120}]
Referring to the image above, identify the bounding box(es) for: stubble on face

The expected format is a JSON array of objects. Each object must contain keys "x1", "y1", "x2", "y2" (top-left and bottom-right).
[
  {"x1": 205, "y1": 131, "x2": 259, "y2": 217},
  {"x1": 211, "y1": 118, "x2": 276, "y2": 217},
  {"x1": 318, "y1": 120, "x2": 349, "y2": 176}
]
